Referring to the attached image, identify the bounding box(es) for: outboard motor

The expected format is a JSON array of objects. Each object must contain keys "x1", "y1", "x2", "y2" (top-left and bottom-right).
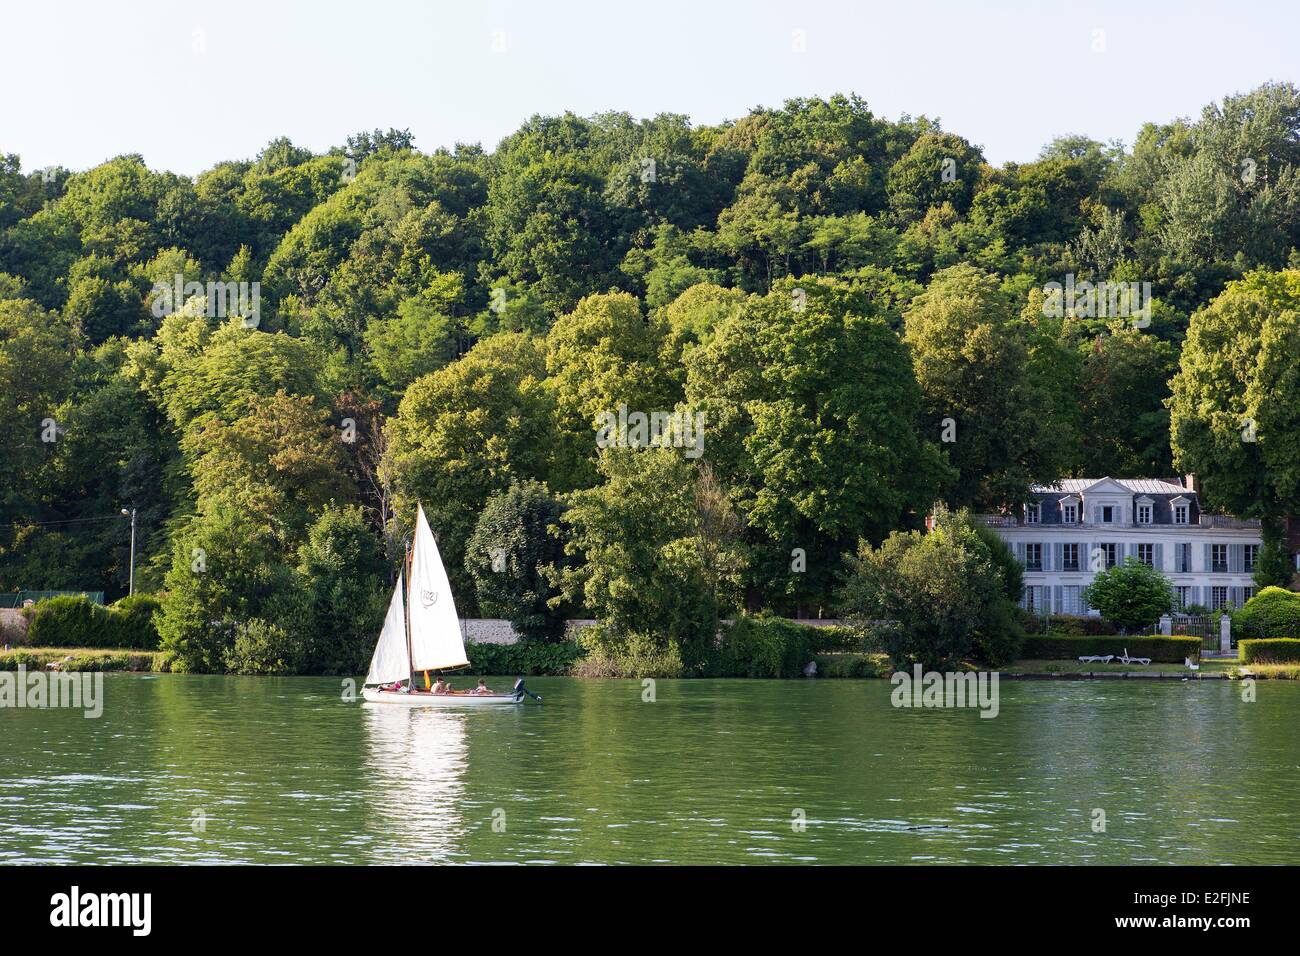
[{"x1": 513, "y1": 678, "x2": 542, "y2": 702}]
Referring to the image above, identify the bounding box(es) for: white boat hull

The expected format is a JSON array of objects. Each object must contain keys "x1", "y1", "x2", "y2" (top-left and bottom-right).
[{"x1": 362, "y1": 687, "x2": 523, "y2": 706}]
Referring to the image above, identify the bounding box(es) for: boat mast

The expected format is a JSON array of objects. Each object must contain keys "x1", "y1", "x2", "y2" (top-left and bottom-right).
[{"x1": 404, "y1": 537, "x2": 413, "y2": 686}]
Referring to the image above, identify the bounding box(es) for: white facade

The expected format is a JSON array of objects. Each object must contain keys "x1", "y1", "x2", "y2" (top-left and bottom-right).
[{"x1": 981, "y1": 477, "x2": 1262, "y2": 615}]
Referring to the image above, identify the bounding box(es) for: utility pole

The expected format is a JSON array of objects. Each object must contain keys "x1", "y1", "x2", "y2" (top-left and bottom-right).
[{"x1": 120, "y1": 508, "x2": 136, "y2": 596}]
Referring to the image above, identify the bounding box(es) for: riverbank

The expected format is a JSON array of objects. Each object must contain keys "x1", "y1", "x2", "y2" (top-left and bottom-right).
[
  {"x1": 4, "y1": 645, "x2": 1294, "y2": 679},
  {"x1": 0, "y1": 647, "x2": 163, "y2": 672}
]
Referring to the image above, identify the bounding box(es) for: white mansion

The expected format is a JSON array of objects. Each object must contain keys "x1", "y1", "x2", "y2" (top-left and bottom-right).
[{"x1": 980, "y1": 477, "x2": 1262, "y2": 615}]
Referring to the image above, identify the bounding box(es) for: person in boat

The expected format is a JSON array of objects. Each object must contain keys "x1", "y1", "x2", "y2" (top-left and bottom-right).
[
  {"x1": 432, "y1": 677, "x2": 447, "y2": 695},
  {"x1": 474, "y1": 679, "x2": 492, "y2": 696}
]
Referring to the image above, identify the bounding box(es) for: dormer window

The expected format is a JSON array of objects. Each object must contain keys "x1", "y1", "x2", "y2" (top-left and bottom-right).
[
  {"x1": 1061, "y1": 501, "x2": 1077, "y2": 523},
  {"x1": 1137, "y1": 503, "x2": 1152, "y2": 524},
  {"x1": 1025, "y1": 503, "x2": 1040, "y2": 524},
  {"x1": 1173, "y1": 503, "x2": 1188, "y2": 524},
  {"x1": 1101, "y1": 506, "x2": 1115, "y2": 523}
]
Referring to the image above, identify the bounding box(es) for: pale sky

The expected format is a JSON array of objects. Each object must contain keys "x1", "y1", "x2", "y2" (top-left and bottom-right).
[{"x1": 3, "y1": 0, "x2": 1296, "y2": 175}]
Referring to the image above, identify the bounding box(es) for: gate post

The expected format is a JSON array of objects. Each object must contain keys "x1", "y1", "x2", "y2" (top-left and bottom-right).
[
  {"x1": 1219, "y1": 614, "x2": 1232, "y2": 654},
  {"x1": 1159, "y1": 614, "x2": 1172, "y2": 636}
]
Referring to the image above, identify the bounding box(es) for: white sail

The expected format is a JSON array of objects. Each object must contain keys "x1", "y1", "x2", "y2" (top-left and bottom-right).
[
  {"x1": 408, "y1": 504, "x2": 470, "y2": 672},
  {"x1": 364, "y1": 578, "x2": 409, "y2": 686}
]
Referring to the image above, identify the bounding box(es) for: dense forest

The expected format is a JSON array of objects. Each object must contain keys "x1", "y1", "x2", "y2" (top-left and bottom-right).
[{"x1": 4, "y1": 83, "x2": 1300, "y2": 673}]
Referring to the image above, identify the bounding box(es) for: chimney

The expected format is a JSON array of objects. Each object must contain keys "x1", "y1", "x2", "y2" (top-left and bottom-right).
[{"x1": 1183, "y1": 474, "x2": 1197, "y2": 493}]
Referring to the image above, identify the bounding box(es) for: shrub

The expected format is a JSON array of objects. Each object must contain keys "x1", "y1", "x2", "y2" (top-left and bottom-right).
[
  {"x1": 0, "y1": 609, "x2": 30, "y2": 646},
  {"x1": 109, "y1": 594, "x2": 163, "y2": 649},
  {"x1": 972, "y1": 596, "x2": 1025, "y2": 666},
  {"x1": 571, "y1": 625, "x2": 684, "y2": 678},
  {"x1": 25, "y1": 596, "x2": 112, "y2": 647},
  {"x1": 1020, "y1": 634, "x2": 1201, "y2": 663},
  {"x1": 1239, "y1": 638, "x2": 1300, "y2": 664},
  {"x1": 224, "y1": 618, "x2": 302, "y2": 675},
  {"x1": 803, "y1": 624, "x2": 869, "y2": 653},
  {"x1": 811, "y1": 652, "x2": 886, "y2": 678},
  {"x1": 705, "y1": 615, "x2": 814, "y2": 678},
  {"x1": 1232, "y1": 586, "x2": 1300, "y2": 639},
  {"x1": 465, "y1": 639, "x2": 582, "y2": 675}
]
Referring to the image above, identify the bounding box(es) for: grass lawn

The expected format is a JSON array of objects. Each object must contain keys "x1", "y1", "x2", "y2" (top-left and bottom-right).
[
  {"x1": 1006, "y1": 658, "x2": 1241, "y2": 677},
  {"x1": 0, "y1": 646, "x2": 163, "y2": 672}
]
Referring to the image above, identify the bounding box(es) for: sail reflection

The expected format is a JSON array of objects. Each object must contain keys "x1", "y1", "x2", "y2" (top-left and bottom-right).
[{"x1": 361, "y1": 704, "x2": 470, "y2": 862}]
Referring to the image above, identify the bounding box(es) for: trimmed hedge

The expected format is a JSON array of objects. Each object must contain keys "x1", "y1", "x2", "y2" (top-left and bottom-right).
[
  {"x1": 109, "y1": 594, "x2": 163, "y2": 649},
  {"x1": 24, "y1": 595, "x2": 162, "y2": 650},
  {"x1": 1239, "y1": 638, "x2": 1300, "y2": 664},
  {"x1": 1021, "y1": 634, "x2": 1201, "y2": 663},
  {"x1": 466, "y1": 639, "x2": 582, "y2": 675},
  {"x1": 1233, "y1": 587, "x2": 1300, "y2": 638}
]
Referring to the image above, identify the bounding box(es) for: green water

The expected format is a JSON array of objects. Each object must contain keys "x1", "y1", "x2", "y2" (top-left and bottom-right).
[{"x1": 2, "y1": 674, "x2": 1297, "y2": 864}]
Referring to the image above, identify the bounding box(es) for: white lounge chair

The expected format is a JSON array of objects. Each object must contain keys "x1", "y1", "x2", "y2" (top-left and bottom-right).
[
  {"x1": 1185, "y1": 656, "x2": 1200, "y2": 671},
  {"x1": 1078, "y1": 654, "x2": 1114, "y2": 664},
  {"x1": 1116, "y1": 647, "x2": 1151, "y2": 665}
]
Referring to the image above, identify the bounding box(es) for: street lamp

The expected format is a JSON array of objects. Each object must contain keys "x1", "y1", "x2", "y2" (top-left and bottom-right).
[{"x1": 121, "y1": 508, "x2": 136, "y2": 596}]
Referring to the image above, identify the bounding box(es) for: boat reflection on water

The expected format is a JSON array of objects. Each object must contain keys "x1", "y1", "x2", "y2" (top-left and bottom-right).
[{"x1": 360, "y1": 703, "x2": 469, "y2": 862}]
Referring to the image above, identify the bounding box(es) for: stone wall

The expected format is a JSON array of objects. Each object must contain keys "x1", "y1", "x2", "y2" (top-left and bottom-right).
[{"x1": 460, "y1": 618, "x2": 842, "y2": 645}]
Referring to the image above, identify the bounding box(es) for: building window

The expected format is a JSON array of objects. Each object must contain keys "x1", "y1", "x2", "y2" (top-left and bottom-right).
[
  {"x1": 1025, "y1": 503, "x2": 1040, "y2": 524},
  {"x1": 1101, "y1": 506, "x2": 1115, "y2": 523},
  {"x1": 1101, "y1": 543, "x2": 1117, "y2": 569},
  {"x1": 1244, "y1": 586, "x2": 1256, "y2": 603},
  {"x1": 1062, "y1": 543, "x2": 1080, "y2": 571},
  {"x1": 1176, "y1": 542, "x2": 1191, "y2": 573},
  {"x1": 1245, "y1": 545, "x2": 1259, "y2": 572},
  {"x1": 1062, "y1": 502, "x2": 1077, "y2": 523},
  {"x1": 1062, "y1": 585, "x2": 1081, "y2": 614},
  {"x1": 1211, "y1": 586, "x2": 1229, "y2": 610},
  {"x1": 1137, "y1": 503, "x2": 1151, "y2": 524},
  {"x1": 1024, "y1": 543, "x2": 1042, "y2": 571},
  {"x1": 1175, "y1": 586, "x2": 1192, "y2": 611},
  {"x1": 1023, "y1": 586, "x2": 1043, "y2": 611},
  {"x1": 1174, "y1": 504, "x2": 1188, "y2": 524},
  {"x1": 1136, "y1": 543, "x2": 1154, "y2": 567},
  {"x1": 1211, "y1": 544, "x2": 1228, "y2": 573}
]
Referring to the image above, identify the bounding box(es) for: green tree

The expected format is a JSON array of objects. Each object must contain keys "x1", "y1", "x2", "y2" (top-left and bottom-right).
[
  {"x1": 1169, "y1": 270, "x2": 1300, "y2": 570},
  {"x1": 465, "y1": 480, "x2": 569, "y2": 642},
  {"x1": 904, "y1": 265, "x2": 1072, "y2": 508},
  {"x1": 837, "y1": 510, "x2": 1013, "y2": 669},
  {"x1": 1082, "y1": 557, "x2": 1174, "y2": 632},
  {"x1": 294, "y1": 504, "x2": 387, "y2": 674},
  {"x1": 384, "y1": 332, "x2": 555, "y2": 604}
]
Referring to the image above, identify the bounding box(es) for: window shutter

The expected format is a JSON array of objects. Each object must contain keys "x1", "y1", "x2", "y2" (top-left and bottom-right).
[
  {"x1": 1155, "y1": 543, "x2": 1164, "y2": 570},
  {"x1": 1203, "y1": 543, "x2": 1211, "y2": 573},
  {"x1": 1042, "y1": 544, "x2": 1051, "y2": 571},
  {"x1": 1231, "y1": 544, "x2": 1243, "y2": 573},
  {"x1": 1015, "y1": 542, "x2": 1025, "y2": 565}
]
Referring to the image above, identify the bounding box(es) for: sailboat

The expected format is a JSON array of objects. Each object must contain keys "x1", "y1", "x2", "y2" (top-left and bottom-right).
[{"x1": 361, "y1": 503, "x2": 538, "y2": 707}]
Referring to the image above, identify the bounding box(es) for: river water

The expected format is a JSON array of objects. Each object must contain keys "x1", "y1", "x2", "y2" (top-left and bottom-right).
[{"x1": 1, "y1": 674, "x2": 1295, "y2": 864}]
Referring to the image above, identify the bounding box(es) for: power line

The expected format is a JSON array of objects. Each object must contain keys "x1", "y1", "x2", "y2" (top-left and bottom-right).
[{"x1": 0, "y1": 514, "x2": 127, "y2": 529}]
